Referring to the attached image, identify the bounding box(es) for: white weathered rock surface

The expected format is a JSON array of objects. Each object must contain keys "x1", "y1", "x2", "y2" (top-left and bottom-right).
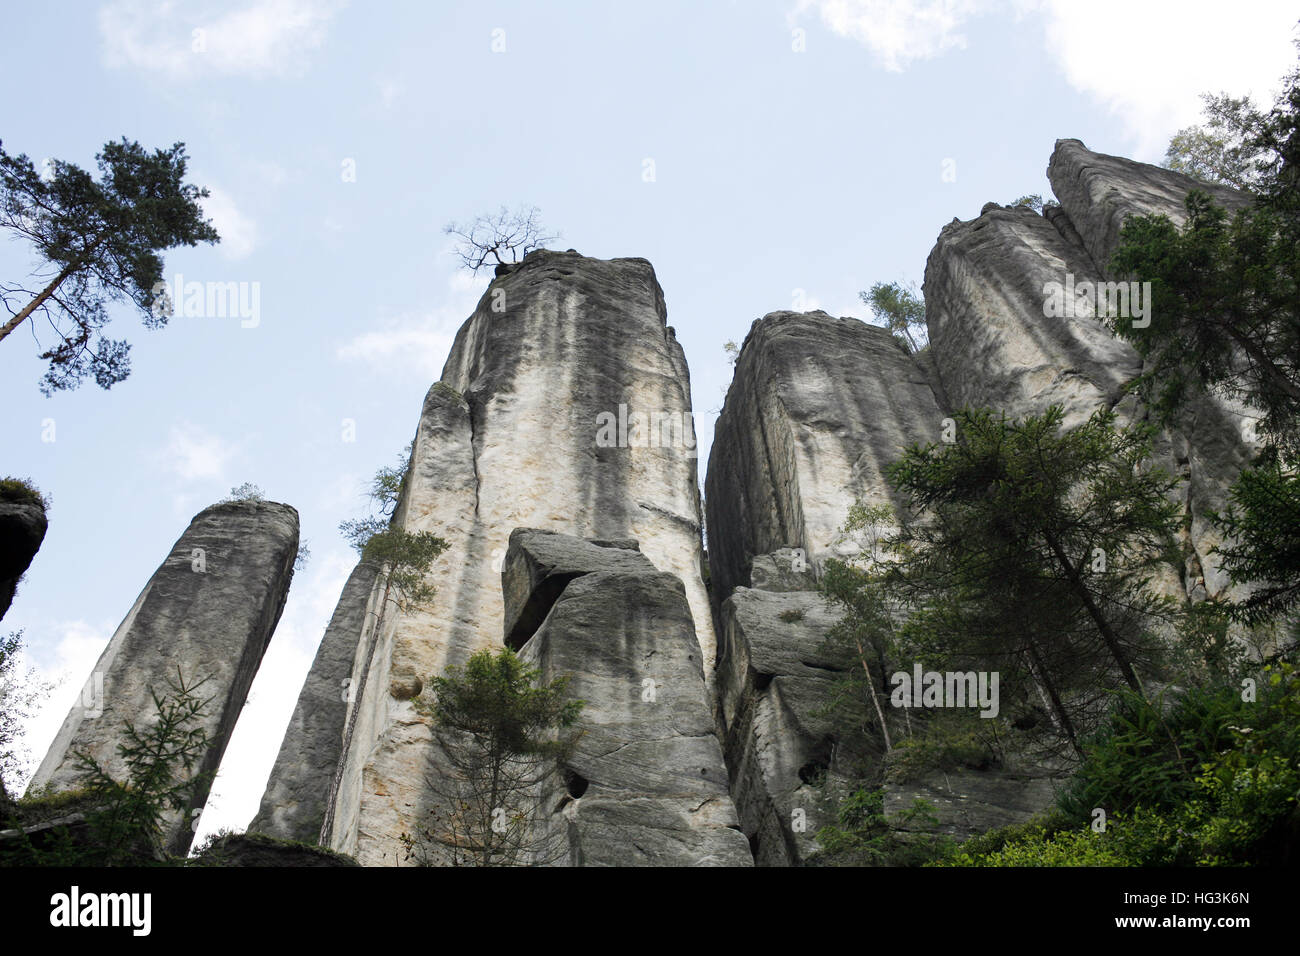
[
  {"x1": 924, "y1": 201, "x2": 1142, "y2": 429},
  {"x1": 306, "y1": 250, "x2": 713, "y2": 864},
  {"x1": 247, "y1": 141, "x2": 1268, "y2": 867},
  {"x1": 502, "y1": 527, "x2": 656, "y2": 649},
  {"x1": 1047, "y1": 138, "x2": 1250, "y2": 272},
  {"x1": 706, "y1": 311, "x2": 948, "y2": 604},
  {"x1": 1045, "y1": 138, "x2": 1259, "y2": 598},
  {"x1": 926, "y1": 147, "x2": 1256, "y2": 602},
  {"x1": 30, "y1": 500, "x2": 298, "y2": 854},
  {"x1": 717, "y1": 583, "x2": 844, "y2": 865}
]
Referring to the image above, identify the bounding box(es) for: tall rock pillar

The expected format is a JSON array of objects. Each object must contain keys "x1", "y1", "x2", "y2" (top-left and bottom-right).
[
  {"x1": 273, "y1": 250, "x2": 713, "y2": 865},
  {"x1": 29, "y1": 499, "x2": 299, "y2": 855}
]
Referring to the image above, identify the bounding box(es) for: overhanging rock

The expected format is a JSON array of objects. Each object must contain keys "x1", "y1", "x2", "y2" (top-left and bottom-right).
[{"x1": 512, "y1": 531, "x2": 752, "y2": 866}]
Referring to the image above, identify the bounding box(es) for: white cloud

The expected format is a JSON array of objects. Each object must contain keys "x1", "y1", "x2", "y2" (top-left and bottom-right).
[
  {"x1": 377, "y1": 77, "x2": 404, "y2": 110},
  {"x1": 793, "y1": 0, "x2": 984, "y2": 71},
  {"x1": 200, "y1": 185, "x2": 259, "y2": 260},
  {"x1": 792, "y1": 1, "x2": 1299, "y2": 158},
  {"x1": 99, "y1": 0, "x2": 342, "y2": 79},
  {"x1": 337, "y1": 268, "x2": 488, "y2": 379},
  {"x1": 336, "y1": 311, "x2": 463, "y2": 380},
  {"x1": 1032, "y1": 0, "x2": 1299, "y2": 158},
  {"x1": 161, "y1": 421, "x2": 236, "y2": 482}
]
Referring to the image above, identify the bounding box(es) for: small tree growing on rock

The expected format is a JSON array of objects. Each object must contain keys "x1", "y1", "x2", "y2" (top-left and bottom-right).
[
  {"x1": 860, "y1": 280, "x2": 927, "y2": 353},
  {"x1": 402, "y1": 648, "x2": 583, "y2": 867},
  {"x1": 444, "y1": 205, "x2": 559, "y2": 274}
]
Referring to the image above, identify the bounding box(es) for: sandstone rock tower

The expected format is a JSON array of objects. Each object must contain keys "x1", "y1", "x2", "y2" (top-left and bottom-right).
[
  {"x1": 248, "y1": 140, "x2": 1258, "y2": 866},
  {"x1": 257, "y1": 250, "x2": 728, "y2": 865},
  {"x1": 30, "y1": 499, "x2": 298, "y2": 855},
  {"x1": 704, "y1": 140, "x2": 1257, "y2": 862}
]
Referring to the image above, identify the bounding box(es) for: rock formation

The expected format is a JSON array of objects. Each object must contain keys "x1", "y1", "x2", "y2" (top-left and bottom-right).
[
  {"x1": 237, "y1": 140, "x2": 1260, "y2": 866},
  {"x1": 1046, "y1": 139, "x2": 1259, "y2": 600},
  {"x1": 1046, "y1": 138, "x2": 1250, "y2": 273},
  {"x1": 250, "y1": 560, "x2": 378, "y2": 842},
  {"x1": 702, "y1": 139, "x2": 1258, "y2": 862},
  {"x1": 0, "y1": 492, "x2": 47, "y2": 622},
  {"x1": 706, "y1": 313, "x2": 948, "y2": 605},
  {"x1": 511, "y1": 530, "x2": 751, "y2": 866},
  {"x1": 273, "y1": 250, "x2": 714, "y2": 865},
  {"x1": 29, "y1": 499, "x2": 298, "y2": 855}
]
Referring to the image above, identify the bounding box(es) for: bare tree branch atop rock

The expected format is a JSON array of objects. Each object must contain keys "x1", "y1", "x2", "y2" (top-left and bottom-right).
[{"x1": 444, "y1": 205, "x2": 559, "y2": 274}]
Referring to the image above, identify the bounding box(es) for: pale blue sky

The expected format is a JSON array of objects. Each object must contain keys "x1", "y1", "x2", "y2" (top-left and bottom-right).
[{"x1": 2, "y1": 0, "x2": 1296, "y2": 843}]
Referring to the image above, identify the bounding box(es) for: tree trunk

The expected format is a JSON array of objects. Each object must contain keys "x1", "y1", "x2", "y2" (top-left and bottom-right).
[
  {"x1": 1026, "y1": 642, "x2": 1084, "y2": 760},
  {"x1": 854, "y1": 634, "x2": 892, "y2": 752},
  {"x1": 1223, "y1": 321, "x2": 1300, "y2": 403},
  {"x1": 1043, "y1": 531, "x2": 1144, "y2": 694},
  {"x1": 0, "y1": 258, "x2": 82, "y2": 345}
]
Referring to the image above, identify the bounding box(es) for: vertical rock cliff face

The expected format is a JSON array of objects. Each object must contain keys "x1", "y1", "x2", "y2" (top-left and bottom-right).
[
  {"x1": 923, "y1": 140, "x2": 1254, "y2": 603},
  {"x1": 250, "y1": 141, "x2": 1261, "y2": 866},
  {"x1": 509, "y1": 530, "x2": 751, "y2": 866},
  {"x1": 706, "y1": 313, "x2": 950, "y2": 864},
  {"x1": 924, "y1": 202, "x2": 1142, "y2": 429},
  {"x1": 706, "y1": 312, "x2": 948, "y2": 604},
  {"x1": 1046, "y1": 138, "x2": 1251, "y2": 273},
  {"x1": 250, "y1": 560, "x2": 378, "y2": 842},
  {"x1": 289, "y1": 250, "x2": 714, "y2": 865},
  {"x1": 29, "y1": 500, "x2": 298, "y2": 855},
  {"x1": 703, "y1": 141, "x2": 1260, "y2": 863},
  {"x1": 1045, "y1": 139, "x2": 1259, "y2": 599}
]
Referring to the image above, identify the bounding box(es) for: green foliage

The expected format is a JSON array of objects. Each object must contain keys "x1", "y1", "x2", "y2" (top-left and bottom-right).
[
  {"x1": 944, "y1": 660, "x2": 1300, "y2": 866},
  {"x1": 886, "y1": 406, "x2": 1181, "y2": 751},
  {"x1": 1109, "y1": 192, "x2": 1300, "y2": 455},
  {"x1": 860, "y1": 280, "x2": 927, "y2": 353},
  {"x1": 884, "y1": 710, "x2": 1007, "y2": 784},
  {"x1": 338, "y1": 441, "x2": 446, "y2": 609},
  {"x1": 0, "y1": 476, "x2": 48, "y2": 509},
  {"x1": 357, "y1": 528, "x2": 448, "y2": 609},
  {"x1": 1163, "y1": 92, "x2": 1271, "y2": 189},
  {"x1": 189, "y1": 829, "x2": 359, "y2": 867},
  {"x1": 0, "y1": 629, "x2": 53, "y2": 803},
  {"x1": 71, "y1": 670, "x2": 214, "y2": 864},
  {"x1": 0, "y1": 138, "x2": 219, "y2": 393},
  {"x1": 1009, "y1": 194, "x2": 1058, "y2": 214},
  {"x1": 813, "y1": 788, "x2": 950, "y2": 866},
  {"x1": 221, "y1": 482, "x2": 264, "y2": 502},
  {"x1": 943, "y1": 807, "x2": 1072, "y2": 859},
  {"x1": 778, "y1": 607, "x2": 805, "y2": 623},
  {"x1": 1114, "y1": 54, "x2": 1300, "y2": 457},
  {"x1": 402, "y1": 647, "x2": 584, "y2": 866},
  {"x1": 818, "y1": 506, "x2": 904, "y2": 768},
  {"x1": 1056, "y1": 685, "x2": 1246, "y2": 821},
  {"x1": 940, "y1": 818, "x2": 1128, "y2": 866},
  {"x1": 1209, "y1": 460, "x2": 1300, "y2": 625},
  {"x1": 421, "y1": 648, "x2": 584, "y2": 764},
  {"x1": 1, "y1": 670, "x2": 214, "y2": 866},
  {"x1": 431, "y1": 381, "x2": 464, "y2": 402}
]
